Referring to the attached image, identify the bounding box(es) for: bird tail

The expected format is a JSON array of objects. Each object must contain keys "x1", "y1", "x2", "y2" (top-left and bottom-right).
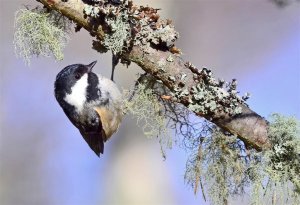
[{"x1": 80, "y1": 130, "x2": 106, "y2": 157}]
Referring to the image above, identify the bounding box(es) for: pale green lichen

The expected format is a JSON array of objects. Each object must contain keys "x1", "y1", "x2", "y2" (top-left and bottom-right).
[
  {"x1": 188, "y1": 84, "x2": 235, "y2": 114},
  {"x1": 180, "y1": 73, "x2": 187, "y2": 81},
  {"x1": 166, "y1": 55, "x2": 174, "y2": 62},
  {"x1": 185, "y1": 114, "x2": 300, "y2": 205},
  {"x1": 180, "y1": 68, "x2": 244, "y2": 116},
  {"x1": 133, "y1": 18, "x2": 179, "y2": 49},
  {"x1": 102, "y1": 14, "x2": 131, "y2": 54},
  {"x1": 84, "y1": 1, "x2": 131, "y2": 55},
  {"x1": 177, "y1": 88, "x2": 189, "y2": 98},
  {"x1": 83, "y1": 5, "x2": 100, "y2": 18},
  {"x1": 157, "y1": 58, "x2": 167, "y2": 71},
  {"x1": 151, "y1": 25, "x2": 179, "y2": 47},
  {"x1": 185, "y1": 128, "x2": 246, "y2": 205},
  {"x1": 13, "y1": 8, "x2": 70, "y2": 65},
  {"x1": 249, "y1": 113, "x2": 300, "y2": 205},
  {"x1": 168, "y1": 76, "x2": 176, "y2": 82},
  {"x1": 84, "y1": 0, "x2": 179, "y2": 61},
  {"x1": 122, "y1": 83, "x2": 172, "y2": 158}
]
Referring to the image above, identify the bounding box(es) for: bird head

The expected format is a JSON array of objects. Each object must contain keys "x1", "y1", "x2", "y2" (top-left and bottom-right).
[
  {"x1": 55, "y1": 61, "x2": 97, "y2": 95},
  {"x1": 54, "y1": 61, "x2": 97, "y2": 110}
]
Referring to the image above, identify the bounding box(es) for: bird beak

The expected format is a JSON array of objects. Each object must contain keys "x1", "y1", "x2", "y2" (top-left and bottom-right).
[{"x1": 86, "y1": 61, "x2": 97, "y2": 72}]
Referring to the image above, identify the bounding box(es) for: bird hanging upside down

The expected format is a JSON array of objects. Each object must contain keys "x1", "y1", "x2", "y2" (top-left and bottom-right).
[{"x1": 54, "y1": 61, "x2": 123, "y2": 156}]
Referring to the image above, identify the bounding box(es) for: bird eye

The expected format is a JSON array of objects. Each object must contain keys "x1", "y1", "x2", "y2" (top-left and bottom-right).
[{"x1": 75, "y1": 73, "x2": 81, "y2": 79}]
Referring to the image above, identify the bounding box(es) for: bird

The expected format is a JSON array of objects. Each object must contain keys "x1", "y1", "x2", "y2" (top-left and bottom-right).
[{"x1": 54, "y1": 61, "x2": 123, "y2": 156}]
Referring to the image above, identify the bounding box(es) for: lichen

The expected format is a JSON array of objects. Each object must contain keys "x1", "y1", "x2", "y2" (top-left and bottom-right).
[
  {"x1": 187, "y1": 79, "x2": 242, "y2": 115},
  {"x1": 174, "y1": 65, "x2": 247, "y2": 117},
  {"x1": 249, "y1": 113, "x2": 300, "y2": 204},
  {"x1": 133, "y1": 18, "x2": 179, "y2": 50},
  {"x1": 166, "y1": 55, "x2": 174, "y2": 62},
  {"x1": 83, "y1": 4, "x2": 100, "y2": 17},
  {"x1": 185, "y1": 127, "x2": 247, "y2": 205},
  {"x1": 247, "y1": 113, "x2": 300, "y2": 205},
  {"x1": 83, "y1": 0, "x2": 131, "y2": 55},
  {"x1": 157, "y1": 58, "x2": 167, "y2": 71},
  {"x1": 180, "y1": 73, "x2": 187, "y2": 81},
  {"x1": 168, "y1": 76, "x2": 176, "y2": 82},
  {"x1": 13, "y1": 8, "x2": 71, "y2": 65},
  {"x1": 83, "y1": 0, "x2": 180, "y2": 58},
  {"x1": 122, "y1": 82, "x2": 172, "y2": 158},
  {"x1": 102, "y1": 14, "x2": 131, "y2": 54},
  {"x1": 185, "y1": 114, "x2": 300, "y2": 205}
]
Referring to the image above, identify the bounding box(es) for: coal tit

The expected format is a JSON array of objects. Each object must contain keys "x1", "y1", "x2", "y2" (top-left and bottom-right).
[{"x1": 54, "y1": 61, "x2": 123, "y2": 156}]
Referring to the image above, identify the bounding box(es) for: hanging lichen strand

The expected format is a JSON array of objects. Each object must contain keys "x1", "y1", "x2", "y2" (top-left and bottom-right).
[
  {"x1": 14, "y1": 7, "x2": 71, "y2": 65},
  {"x1": 185, "y1": 114, "x2": 300, "y2": 205}
]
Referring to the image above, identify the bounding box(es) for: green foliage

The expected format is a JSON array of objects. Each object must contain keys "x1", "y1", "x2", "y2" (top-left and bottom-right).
[
  {"x1": 14, "y1": 8, "x2": 71, "y2": 65},
  {"x1": 185, "y1": 114, "x2": 300, "y2": 205}
]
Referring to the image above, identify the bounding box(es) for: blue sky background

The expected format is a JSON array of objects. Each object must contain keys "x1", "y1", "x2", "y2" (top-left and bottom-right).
[{"x1": 0, "y1": 0, "x2": 299, "y2": 205}]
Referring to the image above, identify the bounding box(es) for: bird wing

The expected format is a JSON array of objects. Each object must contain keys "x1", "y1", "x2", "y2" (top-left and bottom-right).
[{"x1": 93, "y1": 106, "x2": 121, "y2": 140}]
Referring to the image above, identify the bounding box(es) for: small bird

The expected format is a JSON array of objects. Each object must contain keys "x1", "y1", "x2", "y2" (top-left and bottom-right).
[{"x1": 54, "y1": 61, "x2": 123, "y2": 156}]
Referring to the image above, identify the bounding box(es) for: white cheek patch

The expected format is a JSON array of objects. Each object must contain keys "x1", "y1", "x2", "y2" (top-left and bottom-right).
[{"x1": 64, "y1": 74, "x2": 88, "y2": 112}]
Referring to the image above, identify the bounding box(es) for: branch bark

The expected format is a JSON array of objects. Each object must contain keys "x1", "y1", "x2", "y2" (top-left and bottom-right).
[{"x1": 38, "y1": 0, "x2": 271, "y2": 150}]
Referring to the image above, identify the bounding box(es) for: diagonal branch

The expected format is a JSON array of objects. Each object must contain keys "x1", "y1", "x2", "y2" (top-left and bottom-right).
[{"x1": 38, "y1": 0, "x2": 271, "y2": 150}]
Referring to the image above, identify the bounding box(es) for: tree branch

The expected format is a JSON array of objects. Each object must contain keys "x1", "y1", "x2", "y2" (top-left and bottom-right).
[{"x1": 38, "y1": 0, "x2": 271, "y2": 150}]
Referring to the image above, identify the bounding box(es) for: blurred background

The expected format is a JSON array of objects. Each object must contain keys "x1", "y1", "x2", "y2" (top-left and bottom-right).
[{"x1": 0, "y1": 0, "x2": 299, "y2": 205}]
